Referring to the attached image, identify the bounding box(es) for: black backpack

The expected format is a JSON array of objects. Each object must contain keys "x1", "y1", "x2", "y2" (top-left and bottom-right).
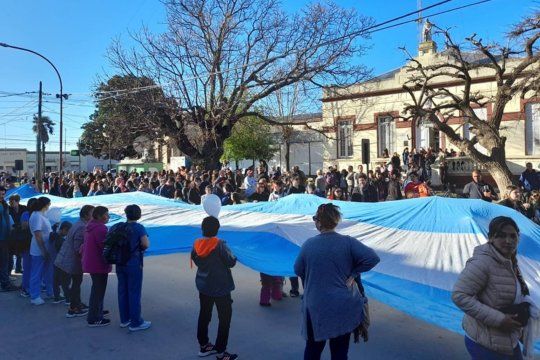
[{"x1": 103, "y1": 222, "x2": 132, "y2": 265}]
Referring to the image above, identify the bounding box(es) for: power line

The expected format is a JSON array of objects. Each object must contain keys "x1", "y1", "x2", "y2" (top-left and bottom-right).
[
  {"x1": 0, "y1": 91, "x2": 38, "y2": 98},
  {"x1": 0, "y1": 0, "x2": 492, "y2": 109},
  {"x1": 369, "y1": 0, "x2": 492, "y2": 35},
  {"x1": 67, "y1": 0, "x2": 458, "y2": 100},
  {"x1": 94, "y1": 0, "x2": 496, "y2": 103},
  {"x1": 0, "y1": 0, "x2": 494, "y2": 113}
]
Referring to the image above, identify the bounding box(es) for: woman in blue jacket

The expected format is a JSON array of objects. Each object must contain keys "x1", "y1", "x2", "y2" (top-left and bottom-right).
[{"x1": 295, "y1": 203, "x2": 380, "y2": 360}]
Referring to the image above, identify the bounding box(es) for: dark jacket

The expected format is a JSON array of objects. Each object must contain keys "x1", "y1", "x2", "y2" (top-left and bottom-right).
[
  {"x1": 191, "y1": 239, "x2": 236, "y2": 297},
  {"x1": 248, "y1": 191, "x2": 269, "y2": 202},
  {"x1": 188, "y1": 188, "x2": 201, "y2": 205},
  {"x1": 519, "y1": 170, "x2": 540, "y2": 192},
  {"x1": 498, "y1": 199, "x2": 531, "y2": 218},
  {"x1": 353, "y1": 184, "x2": 378, "y2": 202},
  {"x1": 0, "y1": 202, "x2": 11, "y2": 242},
  {"x1": 286, "y1": 185, "x2": 306, "y2": 196}
]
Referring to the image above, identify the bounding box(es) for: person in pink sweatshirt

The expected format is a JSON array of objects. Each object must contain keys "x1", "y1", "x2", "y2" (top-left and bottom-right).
[{"x1": 82, "y1": 206, "x2": 111, "y2": 327}]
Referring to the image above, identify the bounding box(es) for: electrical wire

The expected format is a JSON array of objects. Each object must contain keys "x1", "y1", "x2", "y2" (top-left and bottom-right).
[{"x1": 66, "y1": 0, "x2": 457, "y2": 99}]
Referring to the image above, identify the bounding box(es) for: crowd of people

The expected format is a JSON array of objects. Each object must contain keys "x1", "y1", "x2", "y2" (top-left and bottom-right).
[
  {"x1": 0, "y1": 191, "x2": 152, "y2": 330},
  {"x1": 1, "y1": 181, "x2": 537, "y2": 359},
  {"x1": 0, "y1": 153, "x2": 539, "y2": 359}
]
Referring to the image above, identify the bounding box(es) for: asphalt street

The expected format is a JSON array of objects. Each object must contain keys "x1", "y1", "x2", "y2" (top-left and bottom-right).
[{"x1": 1, "y1": 253, "x2": 474, "y2": 360}]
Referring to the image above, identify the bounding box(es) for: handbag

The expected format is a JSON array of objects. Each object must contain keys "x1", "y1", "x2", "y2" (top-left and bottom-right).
[
  {"x1": 353, "y1": 275, "x2": 370, "y2": 343},
  {"x1": 499, "y1": 302, "x2": 530, "y2": 327}
]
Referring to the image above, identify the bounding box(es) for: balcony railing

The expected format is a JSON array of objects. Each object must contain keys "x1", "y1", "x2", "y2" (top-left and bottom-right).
[{"x1": 444, "y1": 156, "x2": 485, "y2": 175}]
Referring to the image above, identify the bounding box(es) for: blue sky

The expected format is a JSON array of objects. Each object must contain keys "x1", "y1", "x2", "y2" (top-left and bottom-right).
[{"x1": 0, "y1": 0, "x2": 535, "y2": 151}]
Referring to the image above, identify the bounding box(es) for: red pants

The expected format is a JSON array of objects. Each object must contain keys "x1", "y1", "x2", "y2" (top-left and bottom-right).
[{"x1": 260, "y1": 273, "x2": 283, "y2": 304}]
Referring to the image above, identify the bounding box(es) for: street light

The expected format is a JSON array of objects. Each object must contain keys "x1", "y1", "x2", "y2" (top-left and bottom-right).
[{"x1": 0, "y1": 42, "x2": 67, "y2": 175}]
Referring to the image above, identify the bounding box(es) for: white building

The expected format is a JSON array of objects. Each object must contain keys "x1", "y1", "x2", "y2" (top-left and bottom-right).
[
  {"x1": 0, "y1": 148, "x2": 118, "y2": 176},
  {"x1": 0, "y1": 148, "x2": 26, "y2": 174}
]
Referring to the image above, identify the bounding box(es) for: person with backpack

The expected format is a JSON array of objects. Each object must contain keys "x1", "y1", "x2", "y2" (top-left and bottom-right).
[
  {"x1": 55, "y1": 205, "x2": 94, "y2": 317},
  {"x1": 115, "y1": 204, "x2": 151, "y2": 332},
  {"x1": 82, "y1": 206, "x2": 111, "y2": 327},
  {"x1": 191, "y1": 216, "x2": 238, "y2": 360}
]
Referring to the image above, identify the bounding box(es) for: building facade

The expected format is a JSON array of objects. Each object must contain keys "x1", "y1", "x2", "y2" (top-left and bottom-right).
[
  {"x1": 320, "y1": 41, "x2": 540, "y2": 180},
  {"x1": 0, "y1": 149, "x2": 118, "y2": 176}
]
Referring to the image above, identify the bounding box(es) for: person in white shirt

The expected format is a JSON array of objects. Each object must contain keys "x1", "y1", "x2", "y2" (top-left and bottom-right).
[
  {"x1": 268, "y1": 180, "x2": 285, "y2": 202},
  {"x1": 29, "y1": 197, "x2": 53, "y2": 305},
  {"x1": 243, "y1": 168, "x2": 257, "y2": 197}
]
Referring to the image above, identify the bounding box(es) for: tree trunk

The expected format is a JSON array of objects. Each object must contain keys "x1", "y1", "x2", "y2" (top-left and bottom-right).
[
  {"x1": 179, "y1": 134, "x2": 225, "y2": 170},
  {"x1": 42, "y1": 143, "x2": 46, "y2": 172},
  {"x1": 483, "y1": 160, "x2": 517, "y2": 193},
  {"x1": 200, "y1": 148, "x2": 224, "y2": 170}
]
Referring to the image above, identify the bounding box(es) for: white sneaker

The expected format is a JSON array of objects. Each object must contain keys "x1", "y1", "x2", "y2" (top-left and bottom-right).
[
  {"x1": 128, "y1": 320, "x2": 151, "y2": 332},
  {"x1": 31, "y1": 297, "x2": 45, "y2": 305},
  {"x1": 120, "y1": 321, "x2": 131, "y2": 328}
]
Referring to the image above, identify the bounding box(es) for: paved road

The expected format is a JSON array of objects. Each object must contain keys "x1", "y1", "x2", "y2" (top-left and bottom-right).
[{"x1": 1, "y1": 253, "x2": 472, "y2": 360}]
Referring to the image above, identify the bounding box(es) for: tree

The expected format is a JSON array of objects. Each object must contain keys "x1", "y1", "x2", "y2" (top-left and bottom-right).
[
  {"x1": 79, "y1": 75, "x2": 173, "y2": 159},
  {"x1": 32, "y1": 115, "x2": 55, "y2": 170},
  {"x1": 401, "y1": 12, "x2": 540, "y2": 190},
  {"x1": 221, "y1": 115, "x2": 275, "y2": 165},
  {"x1": 107, "y1": 0, "x2": 372, "y2": 168}
]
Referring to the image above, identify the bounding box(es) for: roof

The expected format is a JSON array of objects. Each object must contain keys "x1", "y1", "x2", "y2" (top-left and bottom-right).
[
  {"x1": 363, "y1": 50, "x2": 505, "y2": 85},
  {"x1": 370, "y1": 67, "x2": 401, "y2": 82},
  {"x1": 274, "y1": 112, "x2": 322, "y2": 124}
]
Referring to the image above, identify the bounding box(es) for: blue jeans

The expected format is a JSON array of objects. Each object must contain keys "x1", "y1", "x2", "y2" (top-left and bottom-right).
[
  {"x1": 117, "y1": 264, "x2": 143, "y2": 327},
  {"x1": 21, "y1": 251, "x2": 31, "y2": 291},
  {"x1": 30, "y1": 255, "x2": 53, "y2": 300},
  {"x1": 465, "y1": 336, "x2": 523, "y2": 360}
]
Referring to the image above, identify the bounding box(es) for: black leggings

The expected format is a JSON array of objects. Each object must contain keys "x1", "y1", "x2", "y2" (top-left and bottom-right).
[
  {"x1": 197, "y1": 293, "x2": 233, "y2": 354},
  {"x1": 304, "y1": 311, "x2": 350, "y2": 360}
]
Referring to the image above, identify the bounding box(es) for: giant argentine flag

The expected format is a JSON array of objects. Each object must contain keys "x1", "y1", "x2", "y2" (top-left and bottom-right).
[{"x1": 30, "y1": 192, "x2": 540, "y2": 347}]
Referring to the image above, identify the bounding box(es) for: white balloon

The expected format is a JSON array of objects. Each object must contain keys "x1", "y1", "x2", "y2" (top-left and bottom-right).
[
  {"x1": 202, "y1": 194, "x2": 222, "y2": 218},
  {"x1": 46, "y1": 207, "x2": 63, "y2": 224}
]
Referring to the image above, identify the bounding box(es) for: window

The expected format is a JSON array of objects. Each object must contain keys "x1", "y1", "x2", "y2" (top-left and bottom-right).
[
  {"x1": 337, "y1": 120, "x2": 353, "y2": 158},
  {"x1": 378, "y1": 115, "x2": 395, "y2": 157},
  {"x1": 526, "y1": 102, "x2": 540, "y2": 155}
]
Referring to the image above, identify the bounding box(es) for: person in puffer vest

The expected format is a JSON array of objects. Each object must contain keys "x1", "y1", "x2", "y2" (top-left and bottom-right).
[
  {"x1": 452, "y1": 216, "x2": 536, "y2": 359},
  {"x1": 191, "y1": 216, "x2": 238, "y2": 360}
]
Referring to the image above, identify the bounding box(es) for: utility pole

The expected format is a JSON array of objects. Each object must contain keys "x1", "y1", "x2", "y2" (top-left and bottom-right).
[
  {"x1": 36, "y1": 81, "x2": 43, "y2": 190},
  {"x1": 64, "y1": 126, "x2": 67, "y2": 171},
  {"x1": 0, "y1": 42, "x2": 66, "y2": 177}
]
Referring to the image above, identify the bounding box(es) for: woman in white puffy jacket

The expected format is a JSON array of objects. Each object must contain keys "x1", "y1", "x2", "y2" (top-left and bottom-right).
[{"x1": 452, "y1": 216, "x2": 533, "y2": 359}]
